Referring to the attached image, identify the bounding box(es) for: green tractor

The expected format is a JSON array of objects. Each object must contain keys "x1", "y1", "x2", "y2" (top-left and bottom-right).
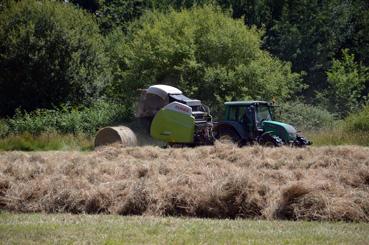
[{"x1": 213, "y1": 101, "x2": 311, "y2": 147}]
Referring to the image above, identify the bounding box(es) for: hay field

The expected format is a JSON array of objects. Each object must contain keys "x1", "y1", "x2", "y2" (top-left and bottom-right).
[{"x1": 1, "y1": 144, "x2": 369, "y2": 222}]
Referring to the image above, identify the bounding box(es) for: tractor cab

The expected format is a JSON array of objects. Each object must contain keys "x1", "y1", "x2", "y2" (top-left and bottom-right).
[
  {"x1": 215, "y1": 101, "x2": 311, "y2": 147},
  {"x1": 224, "y1": 101, "x2": 273, "y2": 130}
]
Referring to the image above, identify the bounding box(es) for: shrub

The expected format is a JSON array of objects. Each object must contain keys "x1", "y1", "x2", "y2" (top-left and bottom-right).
[
  {"x1": 343, "y1": 105, "x2": 369, "y2": 132},
  {"x1": 325, "y1": 49, "x2": 369, "y2": 117},
  {"x1": 0, "y1": 132, "x2": 93, "y2": 151},
  {"x1": 305, "y1": 128, "x2": 369, "y2": 146},
  {"x1": 302, "y1": 106, "x2": 369, "y2": 146},
  {"x1": 0, "y1": 0, "x2": 110, "y2": 116},
  {"x1": 4, "y1": 101, "x2": 132, "y2": 136},
  {"x1": 275, "y1": 101, "x2": 335, "y2": 130},
  {"x1": 0, "y1": 120, "x2": 9, "y2": 137}
]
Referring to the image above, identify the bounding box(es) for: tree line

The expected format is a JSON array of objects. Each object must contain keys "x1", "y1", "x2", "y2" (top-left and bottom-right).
[{"x1": 0, "y1": 0, "x2": 368, "y2": 118}]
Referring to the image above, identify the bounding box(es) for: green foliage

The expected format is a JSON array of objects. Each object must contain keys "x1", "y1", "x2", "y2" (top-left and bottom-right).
[
  {"x1": 306, "y1": 105, "x2": 369, "y2": 146},
  {"x1": 305, "y1": 128, "x2": 369, "y2": 146},
  {"x1": 67, "y1": 0, "x2": 213, "y2": 33},
  {"x1": 60, "y1": 0, "x2": 369, "y2": 120},
  {"x1": 275, "y1": 101, "x2": 335, "y2": 131},
  {"x1": 0, "y1": 120, "x2": 9, "y2": 137},
  {"x1": 0, "y1": 0, "x2": 109, "y2": 116},
  {"x1": 343, "y1": 105, "x2": 369, "y2": 132},
  {"x1": 3, "y1": 101, "x2": 132, "y2": 136},
  {"x1": 349, "y1": 0, "x2": 369, "y2": 66},
  {"x1": 215, "y1": 0, "x2": 369, "y2": 107},
  {"x1": 0, "y1": 133, "x2": 93, "y2": 151},
  {"x1": 264, "y1": 0, "x2": 355, "y2": 95},
  {"x1": 111, "y1": 6, "x2": 301, "y2": 110},
  {"x1": 0, "y1": 0, "x2": 13, "y2": 11},
  {"x1": 216, "y1": 0, "x2": 274, "y2": 26},
  {"x1": 69, "y1": 0, "x2": 101, "y2": 13},
  {"x1": 97, "y1": 0, "x2": 154, "y2": 33},
  {"x1": 325, "y1": 49, "x2": 369, "y2": 117}
]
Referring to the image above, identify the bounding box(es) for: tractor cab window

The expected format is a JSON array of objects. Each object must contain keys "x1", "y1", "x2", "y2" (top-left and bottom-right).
[
  {"x1": 238, "y1": 106, "x2": 247, "y2": 122},
  {"x1": 228, "y1": 106, "x2": 238, "y2": 121},
  {"x1": 227, "y1": 106, "x2": 247, "y2": 122},
  {"x1": 256, "y1": 104, "x2": 272, "y2": 127}
]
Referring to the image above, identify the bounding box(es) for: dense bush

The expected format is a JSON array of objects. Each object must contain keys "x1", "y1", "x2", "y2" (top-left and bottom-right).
[
  {"x1": 68, "y1": 0, "x2": 214, "y2": 33},
  {"x1": 343, "y1": 105, "x2": 369, "y2": 132},
  {"x1": 109, "y1": 6, "x2": 302, "y2": 109},
  {"x1": 0, "y1": 120, "x2": 9, "y2": 137},
  {"x1": 0, "y1": 0, "x2": 12, "y2": 11},
  {"x1": 0, "y1": 0, "x2": 109, "y2": 116},
  {"x1": 275, "y1": 102, "x2": 335, "y2": 130},
  {"x1": 1, "y1": 101, "x2": 132, "y2": 137},
  {"x1": 0, "y1": 133, "x2": 93, "y2": 151},
  {"x1": 325, "y1": 49, "x2": 369, "y2": 117}
]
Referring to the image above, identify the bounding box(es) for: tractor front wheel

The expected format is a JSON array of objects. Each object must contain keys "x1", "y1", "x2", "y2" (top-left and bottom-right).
[{"x1": 258, "y1": 134, "x2": 283, "y2": 147}]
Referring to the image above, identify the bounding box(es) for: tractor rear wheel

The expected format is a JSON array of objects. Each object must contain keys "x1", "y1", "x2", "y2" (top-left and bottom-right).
[{"x1": 217, "y1": 128, "x2": 241, "y2": 145}]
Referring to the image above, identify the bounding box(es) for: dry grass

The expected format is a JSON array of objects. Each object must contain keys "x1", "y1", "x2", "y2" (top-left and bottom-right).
[{"x1": 0, "y1": 143, "x2": 369, "y2": 222}]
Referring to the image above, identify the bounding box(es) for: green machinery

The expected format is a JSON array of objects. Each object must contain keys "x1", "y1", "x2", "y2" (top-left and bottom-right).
[
  {"x1": 213, "y1": 101, "x2": 311, "y2": 147},
  {"x1": 136, "y1": 85, "x2": 311, "y2": 147},
  {"x1": 136, "y1": 85, "x2": 214, "y2": 146}
]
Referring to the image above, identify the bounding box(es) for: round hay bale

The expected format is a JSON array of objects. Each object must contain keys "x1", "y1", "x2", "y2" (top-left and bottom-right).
[{"x1": 94, "y1": 126, "x2": 137, "y2": 148}]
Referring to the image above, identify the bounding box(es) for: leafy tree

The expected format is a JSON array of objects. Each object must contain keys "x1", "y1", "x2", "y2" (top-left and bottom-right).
[
  {"x1": 68, "y1": 0, "x2": 101, "y2": 13},
  {"x1": 264, "y1": 0, "x2": 355, "y2": 97},
  {"x1": 325, "y1": 49, "x2": 369, "y2": 117},
  {"x1": 110, "y1": 6, "x2": 302, "y2": 111},
  {"x1": 0, "y1": 0, "x2": 110, "y2": 116},
  {"x1": 216, "y1": 0, "x2": 274, "y2": 27},
  {"x1": 97, "y1": 0, "x2": 153, "y2": 33},
  {"x1": 347, "y1": 0, "x2": 369, "y2": 66},
  {"x1": 94, "y1": 0, "x2": 213, "y2": 33},
  {"x1": 0, "y1": 0, "x2": 13, "y2": 12}
]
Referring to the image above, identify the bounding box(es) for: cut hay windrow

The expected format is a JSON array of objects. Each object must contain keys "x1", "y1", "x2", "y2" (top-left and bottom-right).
[{"x1": 0, "y1": 144, "x2": 369, "y2": 222}]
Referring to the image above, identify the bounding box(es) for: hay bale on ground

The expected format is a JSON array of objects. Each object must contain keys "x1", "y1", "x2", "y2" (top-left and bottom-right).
[{"x1": 94, "y1": 126, "x2": 137, "y2": 148}]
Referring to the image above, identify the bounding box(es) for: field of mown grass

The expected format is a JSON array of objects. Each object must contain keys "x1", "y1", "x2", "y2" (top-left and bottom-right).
[
  {"x1": 0, "y1": 212, "x2": 368, "y2": 244},
  {"x1": 1, "y1": 144, "x2": 369, "y2": 222}
]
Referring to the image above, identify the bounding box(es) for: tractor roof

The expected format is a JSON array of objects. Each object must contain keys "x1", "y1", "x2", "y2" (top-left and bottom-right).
[{"x1": 224, "y1": 101, "x2": 271, "y2": 106}]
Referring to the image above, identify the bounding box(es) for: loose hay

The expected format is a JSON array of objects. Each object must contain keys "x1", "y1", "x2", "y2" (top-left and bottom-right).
[{"x1": 1, "y1": 144, "x2": 369, "y2": 222}]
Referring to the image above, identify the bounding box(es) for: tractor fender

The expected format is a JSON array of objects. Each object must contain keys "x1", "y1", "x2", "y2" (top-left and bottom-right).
[{"x1": 213, "y1": 121, "x2": 246, "y2": 140}]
